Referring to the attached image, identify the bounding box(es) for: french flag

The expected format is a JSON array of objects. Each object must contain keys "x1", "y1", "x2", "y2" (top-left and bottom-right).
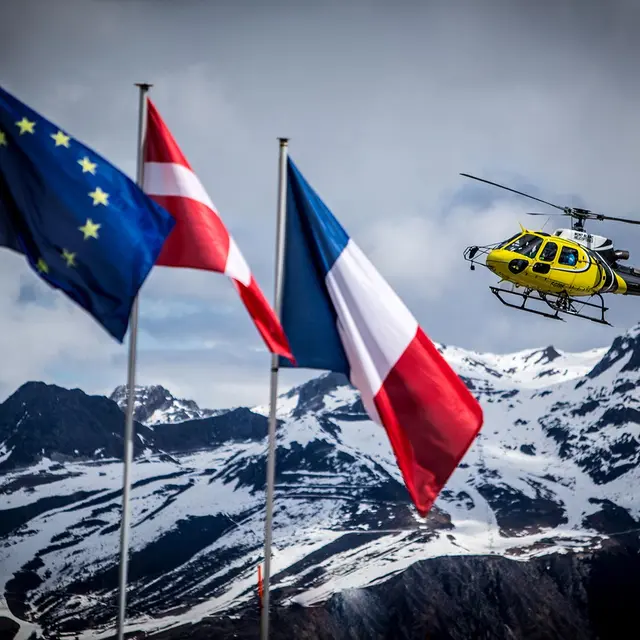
[
  {"x1": 280, "y1": 157, "x2": 483, "y2": 517},
  {"x1": 142, "y1": 99, "x2": 294, "y2": 363}
]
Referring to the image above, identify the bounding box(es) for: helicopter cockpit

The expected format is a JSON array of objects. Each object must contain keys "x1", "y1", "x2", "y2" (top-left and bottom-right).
[
  {"x1": 463, "y1": 230, "x2": 582, "y2": 273},
  {"x1": 500, "y1": 233, "x2": 545, "y2": 259}
]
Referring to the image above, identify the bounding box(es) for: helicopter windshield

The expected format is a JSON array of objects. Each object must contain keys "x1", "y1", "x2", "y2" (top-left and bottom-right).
[
  {"x1": 498, "y1": 232, "x2": 522, "y2": 249},
  {"x1": 505, "y1": 233, "x2": 543, "y2": 259}
]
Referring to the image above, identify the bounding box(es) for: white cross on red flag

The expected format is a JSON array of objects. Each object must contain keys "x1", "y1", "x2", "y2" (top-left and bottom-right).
[{"x1": 142, "y1": 98, "x2": 294, "y2": 363}]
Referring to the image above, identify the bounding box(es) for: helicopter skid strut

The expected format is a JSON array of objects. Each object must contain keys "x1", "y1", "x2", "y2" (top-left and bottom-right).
[{"x1": 489, "y1": 286, "x2": 611, "y2": 326}]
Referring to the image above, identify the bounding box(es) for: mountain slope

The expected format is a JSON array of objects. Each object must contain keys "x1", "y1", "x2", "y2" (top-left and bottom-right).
[
  {"x1": 0, "y1": 382, "x2": 155, "y2": 472},
  {"x1": 1, "y1": 329, "x2": 639, "y2": 639}
]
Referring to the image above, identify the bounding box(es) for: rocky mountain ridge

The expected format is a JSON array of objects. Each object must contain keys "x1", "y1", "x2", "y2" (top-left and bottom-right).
[{"x1": 109, "y1": 385, "x2": 224, "y2": 426}]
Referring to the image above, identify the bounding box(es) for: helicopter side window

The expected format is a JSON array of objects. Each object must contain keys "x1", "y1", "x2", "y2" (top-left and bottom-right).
[
  {"x1": 505, "y1": 234, "x2": 543, "y2": 259},
  {"x1": 558, "y1": 246, "x2": 579, "y2": 267},
  {"x1": 539, "y1": 241, "x2": 558, "y2": 262}
]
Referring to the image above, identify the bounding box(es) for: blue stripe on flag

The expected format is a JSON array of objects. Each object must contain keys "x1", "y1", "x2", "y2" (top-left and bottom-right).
[
  {"x1": 278, "y1": 157, "x2": 349, "y2": 373},
  {"x1": 287, "y1": 158, "x2": 349, "y2": 274}
]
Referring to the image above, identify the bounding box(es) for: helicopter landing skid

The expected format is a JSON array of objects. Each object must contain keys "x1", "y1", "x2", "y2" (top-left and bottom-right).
[{"x1": 489, "y1": 286, "x2": 612, "y2": 326}]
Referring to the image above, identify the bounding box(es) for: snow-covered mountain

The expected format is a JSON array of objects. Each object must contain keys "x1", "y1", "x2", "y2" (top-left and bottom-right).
[
  {"x1": 109, "y1": 384, "x2": 224, "y2": 426},
  {"x1": 1, "y1": 325, "x2": 640, "y2": 639}
]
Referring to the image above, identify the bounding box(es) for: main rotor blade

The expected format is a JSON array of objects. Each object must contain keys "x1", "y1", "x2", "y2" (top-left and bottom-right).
[
  {"x1": 460, "y1": 173, "x2": 566, "y2": 212},
  {"x1": 460, "y1": 172, "x2": 640, "y2": 227},
  {"x1": 596, "y1": 212, "x2": 640, "y2": 225},
  {"x1": 527, "y1": 210, "x2": 640, "y2": 225}
]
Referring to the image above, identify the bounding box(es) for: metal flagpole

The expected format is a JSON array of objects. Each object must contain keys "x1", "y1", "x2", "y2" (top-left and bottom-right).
[
  {"x1": 260, "y1": 137, "x2": 289, "y2": 640},
  {"x1": 116, "y1": 81, "x2": 152, "y2": 640}
]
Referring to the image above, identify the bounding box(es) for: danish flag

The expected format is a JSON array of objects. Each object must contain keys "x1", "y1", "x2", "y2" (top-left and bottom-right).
[{"x1": 142, "y1": 98, "x2": 294, "y2": 362}]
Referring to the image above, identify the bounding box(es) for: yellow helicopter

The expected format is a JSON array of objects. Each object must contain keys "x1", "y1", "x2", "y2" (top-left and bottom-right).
[{"x1": 461, "y1": 173, "x2": 640, "y2": 326}]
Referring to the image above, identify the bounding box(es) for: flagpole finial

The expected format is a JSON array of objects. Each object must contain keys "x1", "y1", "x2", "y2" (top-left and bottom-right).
[
  {"x1": 278, "y1": 137, "x2": 289, "y2": 145},
  {"x1": 134, "y1": 82, "x2": 153, "y2": 90}
]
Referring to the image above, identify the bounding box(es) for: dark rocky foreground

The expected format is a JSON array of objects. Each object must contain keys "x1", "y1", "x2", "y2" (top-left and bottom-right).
[{"x1": 139, "y1": 542, "x2": 640, "y2": 640}]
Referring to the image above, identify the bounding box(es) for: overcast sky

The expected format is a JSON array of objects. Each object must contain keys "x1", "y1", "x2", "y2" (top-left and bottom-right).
[{"x1": 1, "y1": 0, "x2": 640, "y2": 409}]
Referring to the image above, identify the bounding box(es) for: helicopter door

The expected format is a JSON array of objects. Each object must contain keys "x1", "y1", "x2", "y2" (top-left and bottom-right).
[
  {"x1": 558, "y1": 246, "x2": 581, "y2": 269},
  {"x1": 531, "y1": 241, "x2": 558, "y2": 274},
  {"x1": 549, "y1": 244, "x2": 583, "y2": 289}
]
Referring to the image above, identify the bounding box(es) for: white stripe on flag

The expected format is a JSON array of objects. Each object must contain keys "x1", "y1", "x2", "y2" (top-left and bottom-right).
[
  {"x1": 325, "y1": 238, "x2": 418, "y2": 413},
  {"x1": 143, "y1": 161, "x2": 218, "y2": 212},
  {"x1": 226, "y1": 237, "x2": 252, "y2": 286}
]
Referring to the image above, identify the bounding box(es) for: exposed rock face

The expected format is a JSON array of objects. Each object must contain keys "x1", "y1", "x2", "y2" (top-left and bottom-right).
[
  {"x1": 109, "y1": 384, "x2": 221, "y2": 425},
  {"x1": 0, "y1": 382, "x2": 152, "y2": 471},
  {"x1": 148, "y1": 545, "x2": 640, "y2": 640}
]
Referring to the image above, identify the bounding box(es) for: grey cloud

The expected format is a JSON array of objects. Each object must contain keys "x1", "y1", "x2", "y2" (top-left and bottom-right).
[{"x1": 16, "y1": 281, "x2": 57, "y2": 309}]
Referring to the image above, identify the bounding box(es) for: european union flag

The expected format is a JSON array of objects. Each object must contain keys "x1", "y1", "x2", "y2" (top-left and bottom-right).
[{"x1": 0, "y1": 85, "x2": 175, "y2": 342}]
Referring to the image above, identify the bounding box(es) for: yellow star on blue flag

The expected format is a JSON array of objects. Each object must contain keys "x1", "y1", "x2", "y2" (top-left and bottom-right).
[{"x1": 0, "y1": 85, "x2": 175, "y2": 341}]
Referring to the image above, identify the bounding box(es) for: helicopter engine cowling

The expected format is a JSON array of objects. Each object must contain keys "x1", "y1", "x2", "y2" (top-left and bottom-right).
[{"x1": 553, "y1": 228, "x2": 613, "y2": 252}]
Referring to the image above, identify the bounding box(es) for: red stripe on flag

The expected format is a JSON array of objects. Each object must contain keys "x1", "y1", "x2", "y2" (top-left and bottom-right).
[
  {"x1": 373, "y1": 327, "x2": 483, "y2": 517},
  {"x1": 149, "y1": 195, "x2": 229, "y2": 271},
  {"x1": 234, "y1": 276, "x2": 297, "y2": 366},
  {"x1": 145, "y1": 99, "x2": 192, "y2": 169}
]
